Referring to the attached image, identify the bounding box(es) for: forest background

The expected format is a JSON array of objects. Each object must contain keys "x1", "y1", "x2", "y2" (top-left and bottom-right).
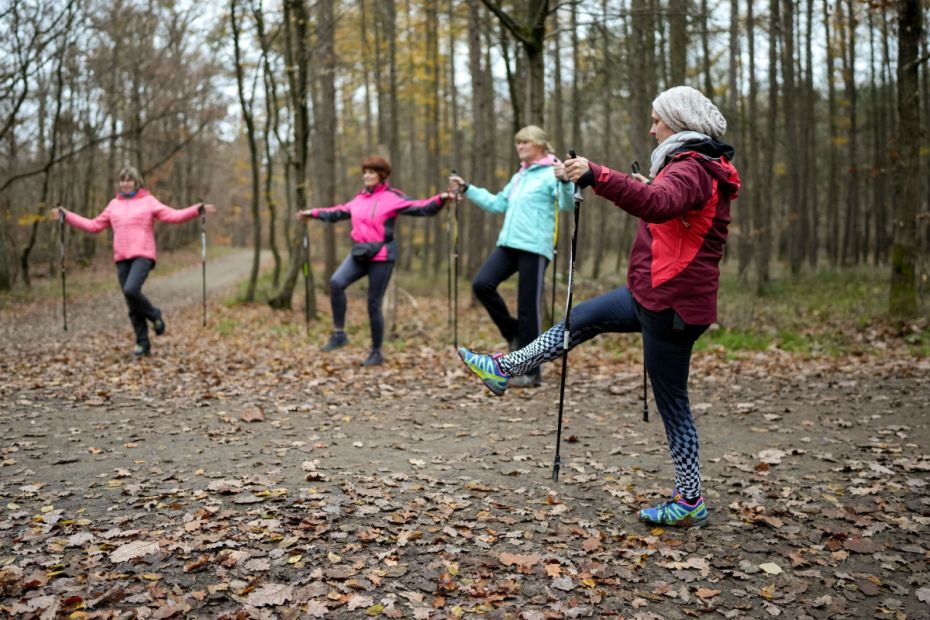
[{"x1": 1, "y1": 0, "x2": 928, "y2": 338}]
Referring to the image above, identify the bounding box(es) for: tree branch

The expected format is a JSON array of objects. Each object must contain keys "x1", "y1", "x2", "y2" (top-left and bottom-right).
[{"x1": 479, "y1": 0, "x2": 531, "y2": 46}]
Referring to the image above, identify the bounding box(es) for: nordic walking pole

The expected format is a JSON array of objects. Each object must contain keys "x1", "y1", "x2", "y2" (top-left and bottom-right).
[
  {"x1": 58, "y1": 205, "x2": 67, "y2": 332},
  {"x1": 199, "y1": 201, "x2": 207, "y2": 327},
  {"x1": 303, "y1": 222, "x2": 311, "y2": 336},
  {"x1": 550, "y1": 198, "x2": 559, "y2": 327},
  {"x1": 631, "y1": 160, "x2": 649, "y2": 424},
  {"x1": 552, "y1": 150, "x2": 584, "y2": 483},
  {"x1": 450, "y1": 170, "x2": 461, "y2": 347}
]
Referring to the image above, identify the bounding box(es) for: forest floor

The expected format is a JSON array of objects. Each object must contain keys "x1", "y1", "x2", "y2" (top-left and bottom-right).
[{"x1": 1, "y1": 250, "x2": 928, "y2": 619}]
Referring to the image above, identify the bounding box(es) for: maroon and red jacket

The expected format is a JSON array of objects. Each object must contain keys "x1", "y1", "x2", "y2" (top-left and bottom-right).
[{"x1": 588, "y1": 140, "x2": 741, "y2": 325}]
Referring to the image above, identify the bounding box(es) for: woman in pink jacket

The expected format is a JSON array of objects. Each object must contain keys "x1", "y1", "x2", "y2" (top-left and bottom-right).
[
  {"x1": 50, "y1": 166, "x2": 216, "y2": 357},
  {"x1": 298, "y1": 156, "x2": 451, "y2": 366}
]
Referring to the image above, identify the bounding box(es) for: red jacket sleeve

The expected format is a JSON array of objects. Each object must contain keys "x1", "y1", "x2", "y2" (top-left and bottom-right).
[{"x1": 589, "y1": 160, "x2": 712, "y2": 224}]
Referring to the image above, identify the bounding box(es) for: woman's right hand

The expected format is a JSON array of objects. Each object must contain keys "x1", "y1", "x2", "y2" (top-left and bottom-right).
[
  {"x1": 48, "y1": 207, "x2": 64, "y2": 220},
  {"x1": 564, "y1": 156, "x2": 591, "y2": 183},
  {"x1": 296, "y1": 209, "x2": 313, "y2": 220}
]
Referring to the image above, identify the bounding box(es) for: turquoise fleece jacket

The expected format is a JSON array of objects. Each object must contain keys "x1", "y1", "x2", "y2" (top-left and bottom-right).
[{"x1": 464, "y1": 154, "x2": 575, "y2": 261}]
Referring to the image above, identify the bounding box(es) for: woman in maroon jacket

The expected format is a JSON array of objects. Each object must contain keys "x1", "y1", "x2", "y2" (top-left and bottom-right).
[{"x1": 458, "y1": 86, "x2": 741, "y2": 528}]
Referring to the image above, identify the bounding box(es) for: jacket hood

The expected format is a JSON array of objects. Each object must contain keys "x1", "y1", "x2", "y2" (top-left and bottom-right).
[
  {"x1": 671, "y1": 139, "x2": 741, "y2": 198},
  {"x1": 521, "y1": 154, "x2": 557, "y2": 169}
]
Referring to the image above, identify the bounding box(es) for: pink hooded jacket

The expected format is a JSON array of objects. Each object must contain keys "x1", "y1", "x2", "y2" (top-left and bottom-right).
[
  {"x1": 64, "y1": 189, "x2": 202, "y2": 263},
  {"x1": 310, "y1": 183, "x2": 444, "y2": 262}
]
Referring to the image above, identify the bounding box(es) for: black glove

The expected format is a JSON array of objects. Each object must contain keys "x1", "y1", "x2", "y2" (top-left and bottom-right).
[{"x1": 576, "y1": 169, "x2": 595, "y2": 189}]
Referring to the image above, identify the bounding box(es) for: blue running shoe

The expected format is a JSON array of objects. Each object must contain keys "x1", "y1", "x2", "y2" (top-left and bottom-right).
[
  {"x1": 457, "y1": 347, "x2": 509, "y2": 396},
  {"x1": 639, "y1": 491, "x2": 708, "y2": 527}
]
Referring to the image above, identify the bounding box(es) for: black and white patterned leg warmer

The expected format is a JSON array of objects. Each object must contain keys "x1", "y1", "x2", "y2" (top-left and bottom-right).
[{"x1": 498, "y1": 320, "x2": 608, "y2": 377}]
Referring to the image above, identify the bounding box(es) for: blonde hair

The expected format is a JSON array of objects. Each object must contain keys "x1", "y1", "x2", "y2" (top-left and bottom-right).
[
  {"x1": 118, "y1": 166, "x2": 143, "y2": 190},
  {"x1": 514, "y1": 125, "x2": 553, "y2": 154}
]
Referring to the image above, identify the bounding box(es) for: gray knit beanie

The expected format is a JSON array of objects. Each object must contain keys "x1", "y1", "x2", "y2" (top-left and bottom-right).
[{"x1": 652, "y1": 86, "x2": 727, "y2": 139}]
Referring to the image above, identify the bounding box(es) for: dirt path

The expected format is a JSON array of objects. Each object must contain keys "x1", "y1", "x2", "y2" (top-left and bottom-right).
[
  {"x1": 2, "y1": 249, "x2": 267, "y2": 346},
  {"x1": 1, "y1": 265, "x2": 928, "y2": 618}
]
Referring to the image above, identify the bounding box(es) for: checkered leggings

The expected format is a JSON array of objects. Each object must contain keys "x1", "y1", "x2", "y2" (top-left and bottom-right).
[{"x1": 497, "y1": 287, "x2": 706, "y2": 500}]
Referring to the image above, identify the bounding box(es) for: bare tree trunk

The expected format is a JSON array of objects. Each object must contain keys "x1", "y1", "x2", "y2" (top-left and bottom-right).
[
  {"x1": 888, "y1": 0, "x2": 920, "y2": 316},
  {"x1": 756, "y1": 0, "x2": 779, "y2": 293},
  {"x1": 840, "y1": 0, "x2": 860, "y2": 265},
  {"x1": 361, "y1": 0, "x2": 374, "y2": 154},
  {"x1": 630, "y1": 0, "x2": 656, "y2": 162},
  {"x1": 21, "y1": 8, "x2": 72, "y2": 288},
  {"x1": 740, "y1": 0, "x2": 757, "y2": 281},
  {"x1": 480, "y1": 0, "x2": 548, "y2": 124},
  {"x1": 269, "y1": 0, "x2": 317, "y2": 314},
  {"x1": 823, "y1": 0, "x2": 840, "y2": 266},
  {"x1": 668, "y1": 0, "x2": 688, "y2": 85},
  {"x1": 780, "y1": 0, "x2": 803, "y2": 274},
  {"x1": 316, "y1": 0, "x2": 337, "y2": 287},
  {"x1": 700, "y1": 0, "x2": 713, "y2": 94},
  {"x1": 805, "y1": 0, "x2": 819, "y2": 268},
  {"x1": 230, "y1": 0, "x2": 262, "y2": 302},
  {"x1": 254, "y1": 1, "x2": 282, "y2": 287},
  {"x1": 466, "y1": 0, "x2": 491, "y2": 281}
]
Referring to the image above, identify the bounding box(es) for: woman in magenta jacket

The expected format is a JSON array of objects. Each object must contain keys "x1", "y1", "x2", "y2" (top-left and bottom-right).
[
  {"x1": 298, "y1": 156, "x2": 451, "y2": 367},
  {"x1": 458, "y1": 87, "x2": 741, "y2": 528},
  {"x1": 50, "y1": 166, "x2": 216, "y2": 357}
]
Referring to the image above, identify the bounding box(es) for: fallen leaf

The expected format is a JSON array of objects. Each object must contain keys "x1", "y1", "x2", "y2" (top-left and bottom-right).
[
  {"x1": 759, "y1": 562, "x2": 783, "y2": 575},
  {"x1": 109, "y1": 540, "x2": 159, "y2": 563},
  {"x1": 240, "y1": 405, "x2": 265, "y2": 422},
  {"x1": 247, "y1": 583, "x2": 294, "y2": 607}
]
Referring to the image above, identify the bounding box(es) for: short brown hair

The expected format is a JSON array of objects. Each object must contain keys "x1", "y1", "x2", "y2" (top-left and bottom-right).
[
  {"x1": 361, "y1": 156, "x2": 391, "y2": 181},
  {"x1": 118, "y1": 166, "x2": 143, "y2": 190}
]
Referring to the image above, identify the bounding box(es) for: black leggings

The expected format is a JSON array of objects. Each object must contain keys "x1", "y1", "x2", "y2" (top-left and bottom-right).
[
  {"x1": 116, "y1": 258, "x2": 159, "y2": 347},
  {"x1": 472, "y1": 246, "x2": 549, "y2": 349},
  {"x1": 330, "y1": 254, "x2": 394, "y2": 350}
]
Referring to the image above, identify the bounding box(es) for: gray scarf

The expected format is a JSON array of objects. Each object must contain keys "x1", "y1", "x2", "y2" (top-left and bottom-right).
[{"x1": 649, "y1": 131, "x2": 711, "y2": 178}]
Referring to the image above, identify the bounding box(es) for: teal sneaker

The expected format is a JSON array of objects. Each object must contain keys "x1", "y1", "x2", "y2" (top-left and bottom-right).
[
  {"x1": 639, "y1": 491, "x2": 708, "y2": 527},
  {"x1": 457, "y1": 347, "x2": 509, "y2": 396}
]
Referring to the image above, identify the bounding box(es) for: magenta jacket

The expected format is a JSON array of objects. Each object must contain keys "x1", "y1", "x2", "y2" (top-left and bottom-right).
[
  {"x1": 310, "y1": 182, "x2": 445, "y2": 262},
  {"x1": 64, "y1": 189, "x2": 202, "y2": 263},
  {"x1": 588, "y1": 145, "x2": 741, "y2": 325}
]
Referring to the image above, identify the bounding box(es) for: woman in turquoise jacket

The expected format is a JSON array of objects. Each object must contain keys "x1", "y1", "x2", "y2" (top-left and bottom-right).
[{"x1": 448, "y1": 125, "x2": 575, "y2": 386}]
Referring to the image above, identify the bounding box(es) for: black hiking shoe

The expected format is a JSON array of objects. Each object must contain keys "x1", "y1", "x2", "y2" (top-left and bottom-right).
[
  {"x1": 133, "y1": 344, "x2": 151, "y2": 358},
  {"x1": 153, "y1": 314, "x2": 166, "y2": 336},
  {"x1": 362, "y1": 349, "x2": 384, "y2": 367},
  {"x1": 321, "y1": 331, "x2": 349, "y2": 352}
]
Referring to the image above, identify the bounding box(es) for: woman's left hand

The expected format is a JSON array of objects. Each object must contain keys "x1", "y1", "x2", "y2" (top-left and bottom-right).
[
  {"x1": 553, "y1": 161, "x2": 570, "y2": 182},
  {"x1": 200, "y1": 203, "x2": 217, "y2": 215},
  {"x1": 440, "y1": 192, "x2": 455, "y2": 203}
]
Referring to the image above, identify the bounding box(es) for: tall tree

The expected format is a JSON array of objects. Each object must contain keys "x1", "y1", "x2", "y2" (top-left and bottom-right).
[
  {"x1": 316, "y1": 0, "x2": 337, "y2": 286},
  {"x1": 888, "y1": 0, "x2": 921, "y2": 316},
  {"x1": 823, "y1": 0, "x2": 840, "y2": 266},
  {"x1": 480, "y1": 0, "x2": 549, "y2": 124},
  {"x1": 269, "y1": 0, "x2": 317, "y2": 314},
  {"x1": 840, "y1": 0, "x2": 860, "y2": 264},
  {"x1": 629, "y1": 0, "x2": 656, "y2": 162},
  {"x1": 668, "y1": 0, "x2": 688, "y2": 85},
  {"x1": 756, "y1": 0, "x2": 779, "y2": 293},
  {"x1": 230, "y1": 0, "x2": 262, "y2": 302}
]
